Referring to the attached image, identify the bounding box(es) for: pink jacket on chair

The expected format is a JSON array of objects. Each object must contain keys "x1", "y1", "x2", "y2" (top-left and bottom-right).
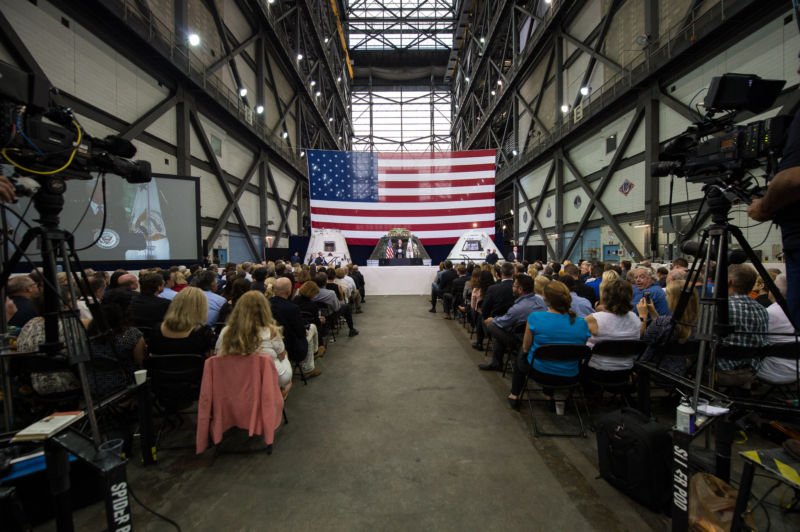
[{"x1": 196, "y1": 353, "x2": 285, "y2": 454}]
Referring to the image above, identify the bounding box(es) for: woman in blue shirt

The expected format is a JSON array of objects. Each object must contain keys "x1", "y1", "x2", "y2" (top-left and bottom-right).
[{"x1": 508, "y1": 281, "x2": 590, "y2": 409}]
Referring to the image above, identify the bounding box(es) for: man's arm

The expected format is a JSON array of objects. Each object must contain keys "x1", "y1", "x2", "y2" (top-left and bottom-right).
[
  {"x1": 748, "y1": 166, "x2": 800, "y2": 221},
  {"x1": 0, "y1": 176, "x2": 17, "y2": 203}
]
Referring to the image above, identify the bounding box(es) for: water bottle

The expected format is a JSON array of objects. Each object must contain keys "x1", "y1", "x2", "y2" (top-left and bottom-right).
[{"x1": 676, "y1": 398, "x2": 696, "y2": 434}]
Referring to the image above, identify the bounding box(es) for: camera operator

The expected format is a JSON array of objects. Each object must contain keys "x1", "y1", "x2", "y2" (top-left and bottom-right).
[{"x1": 748, "y1": 102, "x2": 800, "y2": 329}]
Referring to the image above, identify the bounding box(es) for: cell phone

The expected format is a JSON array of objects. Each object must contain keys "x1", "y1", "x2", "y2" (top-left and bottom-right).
[{"x1": 643, "y1": 290, "x2": 652, "y2": 304}]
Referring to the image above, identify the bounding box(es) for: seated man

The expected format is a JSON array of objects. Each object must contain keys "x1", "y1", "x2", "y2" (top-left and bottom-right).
[
  {"x1": 194, "y1": 269, "x2": 227, "y2": 326},
  {"x1": 313, "y1": 272, "x2": 358, "y2": 337},
  {"x1": 270, "y1": 278, "x2": 320, "y2": 379},
  {"x1": 584, "y1": 262, "x2": 604, "y2": 299},
  {"x1": 479, "y1": 274, "x2": 547, "y2": 371},
  {"x1": 756, "y1": 273, "x2": 798, "y2": 384},
  {"x1": 430, "y1": 260, "x2": 457, "y2": 313},
  {"x1": 7, "y1": 275, "x2": 39, "y2": 327},
  {"x1": 348, "y1": 264, "x2": 366, "y2": 304},
  {"x1": 443, "y1": 264, "x2": 468, "y2": 319},
  {"x1": 473, "y1": 262, "x2": 516, "y2": 350},
  {"x1": 631, "y1": 266, "x2": 670, "y2": 316},
  {"x1": 718, "y1": 264, "x2": 768, "y2": 390},
  {"x1": 560, "y1": 275, "x2": 594, "y2": 318},
  {"x1": 130, "y1": 272, "x2": 171, "y2": 330}
]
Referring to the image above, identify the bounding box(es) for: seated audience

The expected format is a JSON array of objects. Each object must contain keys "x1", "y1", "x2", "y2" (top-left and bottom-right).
[
  {"x1": 717, "y1": 264, "x2": 768, "y2": 390},
  {"x1": 130, "y1": 272, "x2": 172, "y2": 330},
  {"x1": 149, "y1": 287, "x2": 215, "y2": 357},
  {"x1": 638, "y1": 280, "x2": 699, "y2": 375},
  {"x1": 215, "y1": 291, "x2": 293, "y2": 393},
  {"x1": 158, "y1": 270, "x2": 178, "y2": 301},
  {"x1": 313, "y1": 272, "x2": 358, "y2": 336},
  {"x1": 561, "y1": 275, "x2": 594, "y2": 318},
  {"x1": 7, "y1": 275, "x2": 39, "y2": 327},
  {"x1": 349, "y1": 264, "x2": 366, "y2": 304},
  {"x1": 564, "y1": 264, "x2": 597, "y2": 306},
  {"x1": 751, "y1": 272, "x2": 777, "y2": 308},
  {"x1": 444, "y1": 264, "x2": 469, "y2": 319},
  {"x1": 584, "y1": 262, "x2": 604, "y2": 299},
  {"x1": 217, "y1": 278, "x2": 251, "y2": 325},
  {"x1": 270, "y1": 277, "x2": 320, "y2": 379},
  {"x1": 250, "y1": 267, "x2": 268, "y2": 294},
  {"x1": 430, "y1": 260, "x2": 457, "y2": 313},
  {"x1": 656, "y1": 267, "x2": 669, "y2": 287},
  {"x1": 480, "y1": 274, "x2": 548, "y2": 371},
  {"x1": 757, "y1": 274, "x2": 799, "y2": 384},
  {"x1": 194, "y1": 269, "x2": 227, "y2": 326},
  {"x1": 172, "y1": 271, "x2": 189, "y2": 292},
  {"x1": 584, "y1": 280, "x2": 641, "y2": 380},
  {"x1": 631, "y1": 266, "x2": 670, "y2": 316},
  {"x1": 470, "y1": 270, "x2": 495, "y2": 350},
  {"x1": 86, "y1": 289, "x2": 147, "y2": 398},
  {"x1": 507, "y1": 281, "x2": 590, "y2": 409}
]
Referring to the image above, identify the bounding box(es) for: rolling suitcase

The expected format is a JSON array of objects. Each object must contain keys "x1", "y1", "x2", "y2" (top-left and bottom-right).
[{"x1": 597, "y1": 407, "x2": 672, "y2": 512}]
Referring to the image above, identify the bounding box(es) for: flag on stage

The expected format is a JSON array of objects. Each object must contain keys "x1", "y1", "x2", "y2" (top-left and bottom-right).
[
  {"x1": 386, "y1": 244, "x2": 393, "y2": 259},
  {"x1": 307, "y1": 149, "x2": 496, "y2": 245}
]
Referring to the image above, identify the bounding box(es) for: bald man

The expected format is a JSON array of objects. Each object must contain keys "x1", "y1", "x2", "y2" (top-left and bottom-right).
[
  {"x1": 270, "y1": 277, "x2": 320, "y2": 379},
  {"x1": 117, "y1": 273, "x2": 139, "y2": 292}
]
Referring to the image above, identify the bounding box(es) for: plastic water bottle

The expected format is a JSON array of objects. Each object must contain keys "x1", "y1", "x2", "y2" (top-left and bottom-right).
[{"x1": 676, "y1": 399, "x2": 696, "y2": 434}]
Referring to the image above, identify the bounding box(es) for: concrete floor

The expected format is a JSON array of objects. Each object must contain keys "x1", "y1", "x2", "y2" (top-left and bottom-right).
[{"x1": 54, "y1": 296, "x2": 672, "y2": 531}]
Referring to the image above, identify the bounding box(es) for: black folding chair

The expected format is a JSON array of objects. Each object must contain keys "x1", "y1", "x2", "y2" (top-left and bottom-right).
[
  {"x1": 143, "y1": 354, "x2": 205, "y2": 448},
  {"x1": 522, "y1": 344, "x2": 592, "y2": 438},
  {"x1": 756, "y1": 342, "x2": 800, "y2": 400},
  {"x1": 586, "y1": 340, "x2": 649, "y2": 406},
  {"x1": 502, "y1": 322, "x2": 528, "y2": 377}
]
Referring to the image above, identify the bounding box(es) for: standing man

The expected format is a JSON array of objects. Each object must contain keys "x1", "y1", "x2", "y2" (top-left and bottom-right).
[
  {"x1": 486, "y1": 249, "x2": 499, "y2": 265},
  {"x1": 290, "y1": 251, "x2": 301, "y2": 265},
  {"x1": 314, "y1": 252, "x2": 327, "y2": 266},
  {"x1": 506, "y1": 246, "x2": 519, "y2": 263}
]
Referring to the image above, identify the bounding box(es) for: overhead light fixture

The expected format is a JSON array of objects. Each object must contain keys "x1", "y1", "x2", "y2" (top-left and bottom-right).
[
  {"x1": 491, "y1": 90, "x2": 496, "y2": 96},
  {"x1": 479, "y1": 36, "x2": 485, "y2": 44},
  {"x1": 337, "y1": 76, "x2": 342, "y2": 83},
  {"x1": 238, "y1": 87, "x2": 248, "y2": 97},
  {"x1": 509, "y1": 209, "x2": 514, "y2": 215},
  {"x1": 502, "y1": 224, "x2": 507, "y2": 230},
  {"x1": 580, "y1": 86, "x2": 591, "y2": 96},
  {"x1": 465, "y1": 76, "x2": 470, "y2": 83},
  {"x1": 511, "y1": 149, "x2": 518, "y2": 156},
  {"x1": 188, "y1": 33, "x2": 200, "y2": 47},
  {"x1": 310, "y1": 80, "x2": 316, "y2": 87},
  {"x1": 544, "y1": 0, "x2": 552, "y2": 4},
  {"x1": 324, "y1": 37, "x2": 329, "y2": 44},
  {"x1": 296, "y1": 53, "x2": 303, "y2": 61},
  {"x1": 328, "y1": 117, "x2": 334, "y2": 122},
  {"x1": 635, "y1": 224, "x2": 651, "y2": 228},
  {"x1": 497, "y1": 79, "x2": 503, "y2": 86},
  {"x1": 281, "y1": 131, "x2": 289, "y2": 139},
  {"x1": 338, "y1": 135, "x2": 342, "y2": 141},
  {"x1": 560, "y1": 104, "x2": 570, "y2": 113},
  {"x1": 472, "y1": 222, "x2": 478, "y2": 228},
  {"x1": 255, "y1": 105, "x2": 264, "y2": 114},
  {"x1": 300, "y1": 151, "x2": 305, "y2": 157},
  {"x1": 268, "y1": 0, "x2": 275, "y2": 3},
  {"x1": 315, "y1": 91, "x2": 321, "y2": 97}
]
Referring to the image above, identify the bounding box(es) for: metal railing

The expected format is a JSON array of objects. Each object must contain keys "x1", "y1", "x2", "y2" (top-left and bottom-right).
[
  {"x1": 112, "y1": 0, "x2": 309, "y2": 174},
  {"x1": 497, "y1": 0, "x2": 738, "y2": 181}
]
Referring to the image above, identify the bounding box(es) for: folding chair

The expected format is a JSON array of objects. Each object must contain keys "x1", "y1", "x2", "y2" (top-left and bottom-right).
[
  {"x1": 502, "y1": 322, "x2": 528, "y2": 377},
  {"x1": 756, "y1": 342, "x2": 800, "y2": 400},
  {"x1": 585, "y1": 340, "x2": 649, "y2": 406},
  {"x1": 521, "y1": 344, "x2": 592, "y2": 438},
  {"x1": 143, "y1": 354, "x2": 205, "y2": 448}
]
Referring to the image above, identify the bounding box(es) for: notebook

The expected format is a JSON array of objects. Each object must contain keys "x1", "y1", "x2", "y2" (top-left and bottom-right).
[{"x1": 11, "y1": 411, "x2": 85, "y2": 442}]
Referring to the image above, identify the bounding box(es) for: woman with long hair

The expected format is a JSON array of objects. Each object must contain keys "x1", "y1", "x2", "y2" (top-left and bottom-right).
[
  {"x1": 149, "y1": 287, "x2": 215, "y2": 357},
  {"x1": 215, "y1": 291, "x2": 293, "y2": 392},
  {"x1": 638, "y1": 280, "x2": 699, "y2": 375},
  {"x1": 470, "y1": 270, "x2": 496, "y2": 350},
  {"x1": 507, "y1": 281, "x2": 590, "y2": 409},
  {"x1": 171, "y1": 271, "x2": 189, "y2": 292},
  {"x1": 584, "y1": 280, "x2": 641, "y2": 379}
]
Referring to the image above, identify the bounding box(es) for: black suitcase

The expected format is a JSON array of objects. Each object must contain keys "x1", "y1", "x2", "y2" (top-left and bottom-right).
[{"x1": 597, "y1": 407, "x2": 672, "y2": 512}]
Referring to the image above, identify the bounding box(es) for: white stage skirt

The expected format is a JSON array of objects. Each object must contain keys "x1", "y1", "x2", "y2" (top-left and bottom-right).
[{"x1": 359, "y1": 266, "x2": 439, "y2": 295}]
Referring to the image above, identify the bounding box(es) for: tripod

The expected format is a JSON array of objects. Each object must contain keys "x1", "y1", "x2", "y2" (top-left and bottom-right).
[
  {"x1": 0, "y1": 174, "x2": 103, "y2": 441},
  {"x1": 671, "y1": 182, "x2": 798, "y2": 411}
]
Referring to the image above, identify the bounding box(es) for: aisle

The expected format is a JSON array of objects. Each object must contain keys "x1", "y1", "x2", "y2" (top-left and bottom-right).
[{"x1": 68, "y1": 295, "x2": 661, "y2": 531}]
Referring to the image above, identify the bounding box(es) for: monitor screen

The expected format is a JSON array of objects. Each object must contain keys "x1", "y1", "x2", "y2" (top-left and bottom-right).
[
  {"x1": 6, "y1": 172, "x2": 200, "y2": 264},
  {"x1": 463, "y1": 240, "x2": 483, "y2": 252},
  {"x1": 324, "y1": 241, "x2": 336, "y2": 251}
]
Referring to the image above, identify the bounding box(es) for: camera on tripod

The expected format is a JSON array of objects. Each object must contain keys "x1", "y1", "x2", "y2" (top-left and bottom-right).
[
  {"x1": 651, "y1": 73, "x2": 791, "y2": 190},
  {"x1": 0, "y1": 60, "x2": 151, "y2": 187}
]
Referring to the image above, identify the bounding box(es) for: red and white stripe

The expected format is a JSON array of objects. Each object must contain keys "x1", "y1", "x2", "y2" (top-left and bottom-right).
[{"x1": 310, "y1": 149, "x2": 496, "y2": 245}]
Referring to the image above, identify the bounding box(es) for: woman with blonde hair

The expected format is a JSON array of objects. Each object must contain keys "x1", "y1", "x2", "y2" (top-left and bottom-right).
[
  {"x1": 263, "y1": 277, "x2": 277, "y2": 299},
  {"x1": 638, "y1": 280, "x2": 699, "y2": 375},
  {"x1": 594, "y1": 269, "x2": 620, "y2": 310},
  {"x1": 171, "y1": 271, "x2": 188, "y2": 292},
  {"x1": 148, "y1": 287, "x2": 215, "y2": 356},
  {"x1": 215, "y1": 291, "x2": 292, "y2": 391}
]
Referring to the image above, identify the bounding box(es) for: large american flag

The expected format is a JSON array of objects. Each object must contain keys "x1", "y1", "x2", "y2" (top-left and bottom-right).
[{"x1": 307, "y1": 149, "x2": 496, "y2": 245}]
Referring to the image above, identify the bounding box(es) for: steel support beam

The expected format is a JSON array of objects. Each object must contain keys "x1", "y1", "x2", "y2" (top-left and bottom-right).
[
  {"x1": 518, "y1": 165, "x2": 557, "y2": 259},
  {"x1": 561, "y1": 153, "x2": 644, "y2": 261},
  {"x1": 265, "y1": 166, "x2": 291, "y2": 247},
  {"x1": 118, "y1": 93, "x2": 178, "y2": 141},
  {"x1": 643, "y1": 87, "x2": 661, "y2": 259},
  {"x1": 562, "y1": 105, "x2": 645, "y2": 259}
]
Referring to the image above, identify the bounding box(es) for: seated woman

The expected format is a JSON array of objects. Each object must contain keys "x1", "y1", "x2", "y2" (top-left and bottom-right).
[
  {"x1": 86, "y1": 289, "x2": 147, "y2": 398},
  {"x1": 216, "y1": 277, "x2": 251, "y2": 325},
  {"x1": 638, "y1": 280, "x2": 698, "y2": 375},
  {"x1": 15, "y1": 287, "x2": 89, "y2": 395},
  {"x1": 215, "y1": 291, "x2": 293, "y2": 394},
  {"x1": 584, "y1": 280, "x2": 642, "y2": 381},
  {"x1": 294, "y1": 280, "x2": 324, "y2": 331},
  {"x1": 470, "y1": 270, "x2": 495, "y2": 349},
  {"x1": 172, "y1": 271, "x2": 189, "y2": 292},
  {"x1": 508, "y1": 281, "x2": 590, "y2": 409},
  {"x1": 148, "y1": 287, "x2": 215, "y2": 357}
]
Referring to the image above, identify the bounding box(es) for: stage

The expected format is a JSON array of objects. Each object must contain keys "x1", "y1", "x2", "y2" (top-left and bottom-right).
[{"x1": 359, "y1": 266, "x2": 439, "y2": 295}]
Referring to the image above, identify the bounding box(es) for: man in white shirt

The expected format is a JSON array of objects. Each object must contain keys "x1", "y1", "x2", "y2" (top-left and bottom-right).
[{"x1": 757, "y1": 274, "x2": 799, "y2": 384}]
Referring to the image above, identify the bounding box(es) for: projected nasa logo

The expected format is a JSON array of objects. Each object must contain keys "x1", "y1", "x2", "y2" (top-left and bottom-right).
[{"x1": 95, "y1": 229, "x2": 120, "y2": 250}]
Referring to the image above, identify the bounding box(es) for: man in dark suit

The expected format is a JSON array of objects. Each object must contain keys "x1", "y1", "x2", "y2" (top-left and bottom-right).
[
  {"x1": 270, "y1": 277, "x2": 320, "y2": 379},
  {"x1": 314, "y1": 252, "x2": 326, "y2": 266},
  {"x1": 395, "y1": 239, "x2": 405, "y2": 259},
  {"x1": 348, "y1": 264, "x2": 366, "y2": 303},
  {"x1": 486, "y1": 249, "x2": 499, "y2": 265},
  {"x1": 430, "y1": 260, "x2": 457, "y2": 313},
  {"x1": 442, "y1": 264, "x2": 468, "y2": 319},
  {"x1": 506, "y1": 246, "x2": 518, "y2": 263},
  {"x1": 473, "y1": 262, "x2": 515, "y2": 350},
  {"x1": 130, "y1": 272, "x2": 171, "y2": 330},
  {"x1": 563, "y1": 263, "x2": 597, "y2": 306}
]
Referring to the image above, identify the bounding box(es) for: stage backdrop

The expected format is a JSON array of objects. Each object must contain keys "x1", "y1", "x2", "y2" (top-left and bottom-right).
[{"x1": 307, "y1": 149, "x2": 496, "y2": 249}]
